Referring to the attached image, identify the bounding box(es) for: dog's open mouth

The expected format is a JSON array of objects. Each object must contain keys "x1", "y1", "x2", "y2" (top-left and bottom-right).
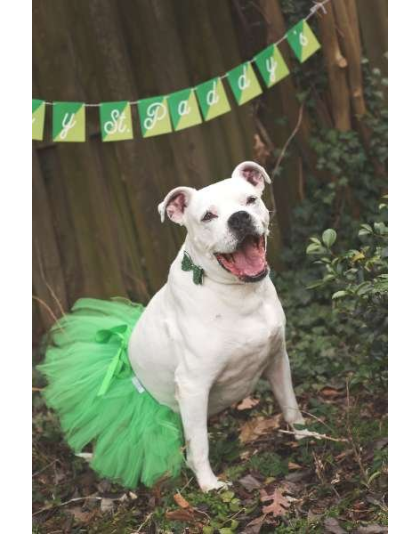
[{"x1": 215, "y1": 235, "x2": 268, "y2": 282}]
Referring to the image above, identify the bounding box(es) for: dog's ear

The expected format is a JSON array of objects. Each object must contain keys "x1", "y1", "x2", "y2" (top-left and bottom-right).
[
  {"x1": 158, "y1": 186, "x2": 196, "y2": 225},
  {"x1": 232, "y1": 161, "x2": 271, "y2": 192}
]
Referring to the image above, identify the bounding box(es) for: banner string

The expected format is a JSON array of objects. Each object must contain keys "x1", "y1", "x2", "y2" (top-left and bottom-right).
[{"x1": 41, "y1": 0, "x2": 330, "y2": 108}]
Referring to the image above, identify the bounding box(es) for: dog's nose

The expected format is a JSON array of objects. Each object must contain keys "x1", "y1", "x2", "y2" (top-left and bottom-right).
[{"x1": 228, "y1": 211, "x2": 252, "y2": 231}]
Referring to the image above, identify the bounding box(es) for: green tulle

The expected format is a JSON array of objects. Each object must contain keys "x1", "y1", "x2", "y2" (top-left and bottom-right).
[{"x1": 37, "y1": 298, "x2": 185, "y2": 488}]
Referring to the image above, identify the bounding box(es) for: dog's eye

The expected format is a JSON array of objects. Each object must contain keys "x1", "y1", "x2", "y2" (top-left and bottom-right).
[
  {"x1": 246, "y1": 196, "x2": 257, "y2": 205},
  {"x1": 201, "y1": 211, "x2": 217, "y2": 222}
]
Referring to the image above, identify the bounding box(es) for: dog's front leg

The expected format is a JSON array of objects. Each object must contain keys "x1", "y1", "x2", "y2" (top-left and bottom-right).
[
  {"x1": 265, "y1": 337, "x2": 308, "y2": 439},
  {"x1": 175, "y1": 369, "x2": 226, "y2": 492}
]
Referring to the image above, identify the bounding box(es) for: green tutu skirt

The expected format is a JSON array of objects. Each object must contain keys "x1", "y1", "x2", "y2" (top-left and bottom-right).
[{"x1": 38, "y1": 298, "x2": 184, "y2": 489}]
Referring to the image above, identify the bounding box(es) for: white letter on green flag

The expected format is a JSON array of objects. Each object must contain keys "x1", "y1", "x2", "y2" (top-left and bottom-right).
[
  {"x1": 53, "y1": 102, "x2": 86, "y2": 143},
  {"x1": 226, "y1": 62, "x2": 262, "y2": 105},
  {"x1": 100, "y1": 101, "x2": 134, "y2": 142},
  {"x1": 286, "y1": 20, "x2": 321, "y2": 63},
  {"x1": 168, "y1": 89, "x2": 202, "y2": 131},
  {"x1": 138, "y1": 96, "x2": 172, "y2": 137},
  {"x1": 254, "y1": 45, "x2": 289, "y2": 88},
  {"x1": 195, "y1": 78, "x2": 231, "y2": 121}
]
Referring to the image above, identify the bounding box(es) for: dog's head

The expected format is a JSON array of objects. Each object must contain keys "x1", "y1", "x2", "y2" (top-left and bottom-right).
[{"x1": 158, "y1": 161, "x2": 271, "y2": 283}]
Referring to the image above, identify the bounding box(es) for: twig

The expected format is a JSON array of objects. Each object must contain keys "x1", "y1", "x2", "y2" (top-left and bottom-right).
[
  {"x1": 32, "y1": 460, "x2": 56, "y2": 478},
  {"x1": 32, "y1": 295, "x2": 61, "y2": 325},
  {"x1": 278, "y1": 427, "x2": 348, "y2": 443},
  {"x1": 32, "y1": 494, "x2": 100, "y2": 516},
  {"x1": 36, "y1": 243, "x2": 66, "y2": 318},
  {"x1": 132, "y1": 512, "x2": 154, "y2": 533},
  {"x1": 344, "y1": 379, "x2": 369, "y2": 484},
  {"x1": 273, "y1": 102, "x2": 305, "y2": 177}
]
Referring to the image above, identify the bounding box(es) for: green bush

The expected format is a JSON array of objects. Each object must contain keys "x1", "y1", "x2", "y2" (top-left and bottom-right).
[{"x1": 305, "y1": 198, "x2": 388, "y2": 384}]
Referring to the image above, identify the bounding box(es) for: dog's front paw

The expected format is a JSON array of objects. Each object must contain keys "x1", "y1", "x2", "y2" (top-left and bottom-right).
[{"x1": 199, "y1": 475, "x2": 230, "y2": 493}]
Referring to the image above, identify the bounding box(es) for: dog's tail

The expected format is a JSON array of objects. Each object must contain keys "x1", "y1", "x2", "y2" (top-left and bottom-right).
[{"x1": 37, "y1": 298, "x2": 184, "y2": 488}]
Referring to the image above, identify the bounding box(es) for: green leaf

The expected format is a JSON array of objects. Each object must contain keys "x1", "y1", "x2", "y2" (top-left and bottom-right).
[
  {"x1": 360, "y1": 224, "x2": 373, "y2": 233},
  {"x1": 332, "y1": 290, "x2": 348, "y2": 300},
  {"x1": 221, "y1": 491, "x2": 235, "y2": 503},
  {"x1": 322, "y1": 229, "x2": 337, "y2": 248},
  {"x1": 306, "y1": 243, "x2": 321, "y2": 255},
  {"x1": 374, "y1": 222, "x2": 387, "y2": 235}
]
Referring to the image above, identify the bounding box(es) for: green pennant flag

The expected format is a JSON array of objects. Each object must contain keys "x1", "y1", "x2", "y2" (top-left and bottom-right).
[
  {"x1": 286, "y1": 20, "x2": 321, "y2": 63},
  {"x1": 138, "y1": 96, "x2": 172, "y2": 137},
  {"x1": 168, "y1": 88, "x2": 202, "y2": 131},
  {"x1": 254, "y1": 45, "x2": 290, "y2": 88},
  {"x1": 195, "y1": 77, "x2": 231, "y2": 121},
  {"x1": 52, "y1": 102, "x2": 85, "y2": 142},
  {"x1": 32, "y1": 99, "x2": 46, "y2": 141},
  {"x1": 100, "y1": 101, "x2": 133, "y2": 142},
  {"x1": 226, "y1": 62, "x2": 262, "y2": 105}
]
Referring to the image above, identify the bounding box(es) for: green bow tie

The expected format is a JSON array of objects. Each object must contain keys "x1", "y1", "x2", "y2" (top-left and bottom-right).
[{"x1": 181, "y1": 251, "x2": 205, "y2": 285}]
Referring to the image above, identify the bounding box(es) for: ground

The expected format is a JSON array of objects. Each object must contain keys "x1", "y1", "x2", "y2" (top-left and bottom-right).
[{"x1": 33, "y1": 294, "x2": 388, "y2": 534}]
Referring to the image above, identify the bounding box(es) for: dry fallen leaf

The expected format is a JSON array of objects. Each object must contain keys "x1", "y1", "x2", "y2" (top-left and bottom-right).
[
  {"x1": 244, "y1": 514, "x2": 266, "y2": 534},
  {"x1": 320, "y1": 387, "x2": 341, "y2": 398},
  {"x1": 260, "y1": 487, "x2": 291, "y2": 518},
  {"x1": 239, "y1": 414, "x2": 281, "y2": 444},
  {"x1": 68, "y1": 506, "x2": 92, "y2": 524},
  {"x1": 238, "y1": 474, "x2": 262, "y2": 491},
  {"x1": 288, "y1": 461, "x2": 302, "y2": 470},
  {"x1": 100, "y1": 498, "x2": 114, "y2": 514},
  {"x1": 324, "y1": 517, "x2": 346, "y2": 534},
  {"x1": 237, "y1": 397, "x2": 260, "y2": 410},
  {"x1": 165, "y1": 508, "x2": 195, "y2": 522},
  {"x1": 355, "y1": 526, "x2": 388, "y2": 534},
  {"x1": 173, "y1": 492, "x2": 191, "y2": 509}
]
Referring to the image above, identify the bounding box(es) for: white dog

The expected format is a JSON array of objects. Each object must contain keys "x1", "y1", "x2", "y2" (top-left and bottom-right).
[{"x1": 128, "y1": 161, "x2": 306, "y2": 492}]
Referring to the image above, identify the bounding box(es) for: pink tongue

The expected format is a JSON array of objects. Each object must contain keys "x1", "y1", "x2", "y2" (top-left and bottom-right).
[{"x1": 232, "y1": 240, "x2": 265, "y2": 276}]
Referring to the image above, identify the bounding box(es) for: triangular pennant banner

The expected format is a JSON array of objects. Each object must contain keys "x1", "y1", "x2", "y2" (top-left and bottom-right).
[
  {"x1": 100, "y1": 101, "x2": 133, "y2": 142},
  {"x1": 196, "y1": 77, "x2": 231, "y2": 121},
  {"x1": 32, "y1": 99, "x2": 46, "y2": 141},
  {"x1": 227, "y1": 62, "x2": 262, "y2": 105},
  {"x1": 168, "y1": 88, "x2": 202, "y2": 131},
  {"x1": 52, "y1": 102, "x2": 85, "y2": 142},
  {"x1": 254, "y1": 45, "x2": 290, "y2": 87},
  {"x1": 32, "y1": 4, "x2": 327, "y2": 143},
  {"x1": 286, "y1": 20, "x2": 321, "y2": 63}
]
